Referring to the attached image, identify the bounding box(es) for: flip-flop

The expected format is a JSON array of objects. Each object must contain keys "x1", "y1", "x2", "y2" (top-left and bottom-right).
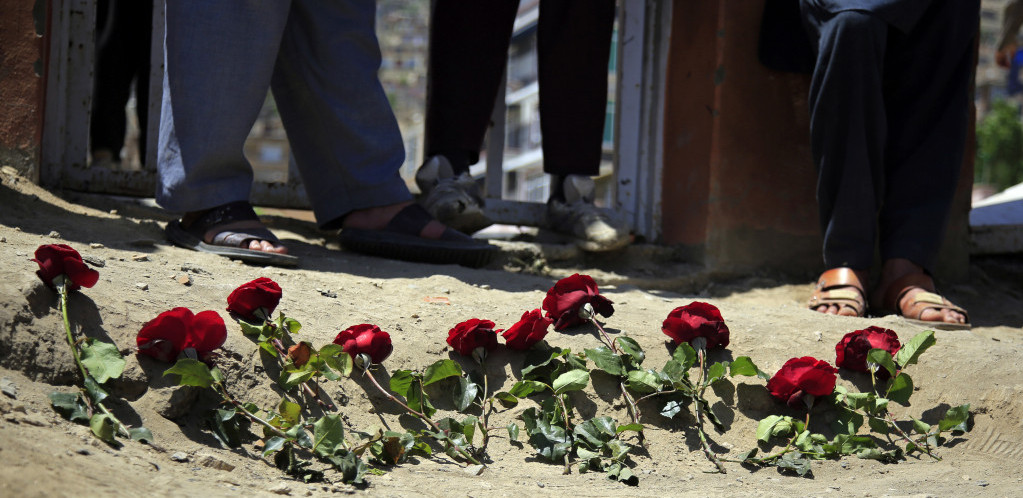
[
  {"x1": 165, "y1": 201, "x2": 299, "y2": 267},
  {"x1": 878, "y1": 273, "x2": 971, "y2": 330},
  {"x1": 338, "y1": 204, "x2": 497, "y2": 268},
  {"x1": 807, "y1": 267, "x2": 867, "y2": 317}
]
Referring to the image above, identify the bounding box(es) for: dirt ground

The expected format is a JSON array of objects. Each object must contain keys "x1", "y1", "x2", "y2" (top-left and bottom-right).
[{"x1": 2, "y1": 166, "x2": 1022, "y2": 497}]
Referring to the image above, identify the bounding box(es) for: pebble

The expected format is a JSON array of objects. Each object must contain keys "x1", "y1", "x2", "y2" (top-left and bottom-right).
[
  {"x1": 109, "y1": 209, "x2": 118, "y2": 215},
  {"x1": 197, "y1": 454, "x2": 235, "y2": 472},
  {"x1": 269, "y1": 482, "x2": 292, "y2": 495},
  {"x1": 136, "y1": 283, "x2": 149, "y2": 291},
  {"x1": 0, "y1": 237, "x2": 6, "y2": 243},
  {"x1": 180, "y1": 263, "x2": 210, "y2": 275},
  {"x1": 480, "y1": 284, "x2": 491, "y2": 290},
  {"x1": 536, "y1": 482, "x2": 545, "y2": 488},
  {"x1": 89, "y1": 243, "x2": 104, "y2": 249},
  {"x1": 176, "y1": 274, "x2": 192, "y2": 286},
  {"x1": 77, "y1": 448, "x2": 92, "y2": 456},
  {"x1": 0, "y1": 378, "x2": 17, "y2": 399},
  {"x1": 131, "y1": 254, "x2": 150, "y2": 262},
  {"x1": 814, "y1": 331, "x2": 823, "y2": 341},
  {"x1": 48, "y1": 230, "x2": 61, "y2": 238},
  {"x1": 976, "y1": 481, "x2": 989, "y2": 487},
  {"x1": 83, "y1": 255, "x2": 106, "y2": 268},
  {"x1": 170, "y1": 452, "x2": 190, "y2": 462},
  {"x1": 316, "y1": 289, "x2": 337, "y2": 298}
]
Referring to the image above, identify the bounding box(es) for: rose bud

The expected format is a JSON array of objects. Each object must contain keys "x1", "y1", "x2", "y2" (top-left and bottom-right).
[
  {"x1": 333, "y1": 324, "x2": 393, "y2": 365},
  {"x1": 661, "y1": 301, "x2": 730, "y2": 350},
  {"x1": 32, "y1": 244, "x2": 99, "y2": 291},
  {"x1": 502, "y1": 309, "x2": 553, "y2": 350},
  {"x1": 541, "y1": 273, "x2": 614, "y2": 330},
  {"x1": 446, "y1": 319, "x2": 499, "y2": 361},
  {"x1": 766, "y1": 356, "x2": 838, "y2": 410},
  {"x1": 835, "y1": 326, "x2": 901, "y2": 373},
  {"x1": 137, "y1": 307, "x2": 227, "y2": 363},
  {"x1": 226, "y1": 277, "x2": 283, "y2": 322}
]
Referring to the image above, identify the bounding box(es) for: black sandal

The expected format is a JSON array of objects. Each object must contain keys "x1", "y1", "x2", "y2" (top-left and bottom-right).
[
  {"x1": 338, "y1": 204, "x2": 497, "y2": 268},
  {"x1": 165, "y1": 201, "x2": 299, "y2": 267}
]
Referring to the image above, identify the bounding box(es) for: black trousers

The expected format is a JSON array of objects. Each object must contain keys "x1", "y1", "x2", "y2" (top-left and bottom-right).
[
  {"x1": 424, "y1": 0, "x2": 615, "y2": 177},
  {"x1": 90, "y1": 0, "x2": 153, "y2": 158},
  {"x1": 801, "y1": 0, "x2": 979, "y2": 273}
]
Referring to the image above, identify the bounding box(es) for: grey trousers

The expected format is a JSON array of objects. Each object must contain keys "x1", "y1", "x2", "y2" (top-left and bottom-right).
[{"x1": 157, "y1": 0, "x2": 410, "y2": 227}]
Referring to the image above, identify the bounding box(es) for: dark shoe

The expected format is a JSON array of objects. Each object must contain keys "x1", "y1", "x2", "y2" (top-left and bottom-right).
[
  {"x1": 338, "y1": 204, "x2": 497, "y2": 268},
  {"x1": 414, "y1": 155, "x2": 492, "y2": 234},
  {"x1": 165, "y1": 201, "x2": 299, "y2": 267},
  {"x1": 545, "y1": 175, "x2": 630, "y2": 252}
]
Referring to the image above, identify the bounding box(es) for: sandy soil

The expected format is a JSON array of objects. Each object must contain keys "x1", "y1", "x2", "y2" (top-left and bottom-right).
[{"x1": 2, "y1": 166, "x2": 1022, "y2": 497}]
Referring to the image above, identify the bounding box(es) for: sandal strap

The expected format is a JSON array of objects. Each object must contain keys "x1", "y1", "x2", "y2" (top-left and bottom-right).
[
  {"x1": 881, "y1": 273, "x2": 969, "y2": 323},
  {"x1": 808, "y1": 267, "x2": 867, "y2": 316},
  {"x1": 383, "y1": 204, "x2": 475, "y2": 243},
  {"x1": 185, "y1": 201, "x2": 281, "y2": 246},
  {"x1": 900, "y1": 291, "x2": 970, "y2": 323},
  {"x1": 881, "y1": 273, "x2": 935, "y2": 312}
]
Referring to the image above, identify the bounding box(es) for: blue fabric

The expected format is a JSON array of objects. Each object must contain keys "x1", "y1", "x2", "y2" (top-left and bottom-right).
[
  {"x1": 157, "y1": 0, "x2": 410, "y2": 226},
  {"x1": 1009, "y1": 49, "x2": 1023, "y2": 96}
]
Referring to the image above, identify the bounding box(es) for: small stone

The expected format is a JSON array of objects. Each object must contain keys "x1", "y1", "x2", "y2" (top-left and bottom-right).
[
  {"x1": 976, "y1": 481, "x2": 989, "y2": 487},
  {"x1": 269, "y1": 482, "x2": 291, "y2": 495},
  {"x1": 319, "y1": 289, "x2": 337, "y2": 298},
  {"x1": 176, "y1": 274, "x2": 192, "y2": 286},
  {"x1": 109, "y1": 209, "x2": 118, "y2": 215},
  {"x1": 132, "y1": 254, "x2": 150, "y2": 262},
  {"x1": 814, "y1": 331, "x2": 823, "y2": 342},
  {"x1": 0, "y1": 237, "x2": 6, "y2": 243},
  {"x1": 197, "y1": 454, "x2": 235, "y2": 472},
  {"x1": 463, "y1": 464, "x2": 485, "y2": 476},
  {"x1": 536, "y1": 482, "x2": 545, "y2": 488},
  {"x1": 136, "y1": 283, "x2": 149, "y2": 291},
  {"x1": 170, "y1": 452, "x2": 190, "y2": 462},
  {"x1": 48, "y1": 230, "x2": 61, "y2": 238},
  {"x1": 77, "y1": 448, "x2": 92, "y2": 455},
  {"x1": 89, "y1": 243, "x2": 104, "y2": 249},
  {"x1": 0, "y1": 378, "x2": 17, "y2": 399},
  {"x1": 962, "y1": 475, "x2": 971, "y2": 481},
  {"x1": 480, "y1": 284, "x2": 491, "y2": 290},
  {"x1": 83, "y1": 255, "x2": 106, "y2": 268},
  {"x1": 180, "y1": 263, "x2": 210, "y2": 275},
  {"x1": 829, "y1": 486, "x2": 841, "y2": 490},
  {"x1": 130, "y1": 239, "x2": 156, "y2": 247}
]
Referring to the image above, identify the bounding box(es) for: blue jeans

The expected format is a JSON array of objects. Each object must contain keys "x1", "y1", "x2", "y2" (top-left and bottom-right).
[{"x1": 157, "y1": 0, "x2": 410, "y2": 227}]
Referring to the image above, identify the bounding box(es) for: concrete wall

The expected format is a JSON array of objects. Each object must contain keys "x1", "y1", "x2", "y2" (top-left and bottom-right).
[
  {"x1": 0, "y1": 0, "x2": 46, "y2": 180},
  {"x1": 660, "y1": 0, "x2": 972, "y2": 280}
]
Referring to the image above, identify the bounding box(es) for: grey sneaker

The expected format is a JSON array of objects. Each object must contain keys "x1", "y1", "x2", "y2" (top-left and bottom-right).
[
  {"x1": 414, "y1": 155, "x2": 492, "y2": 234},
  {"x1": 545, "y1": 175, "x2": 631, "y2": 252}
]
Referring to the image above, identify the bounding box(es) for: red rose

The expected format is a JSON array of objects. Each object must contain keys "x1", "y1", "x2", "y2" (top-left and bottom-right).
[
  {"x1": 835, "y1": 326, "x2": 901, "y2": 373},
  {"x1": 502, "y1": 309, "x2": 553, "y2": 350},
  {"x1": 32, "y1": 244, "x2": 99, "y2": 291},
  {"x1": 226, "y1": 277, "x2": 282, "y2": 321},
  {"x1": 333, "y1": 324, "x2": 393, "y2": 364},
  {"x1": 766, "y1": 357, "x2": 838, "y2": 409},
  {"x1": 136, "y1": 307, "x2": 227, "y2": 362},
  {"x1": 661, "y1": 302, "x2": 730, "y2": 350},
  {"x1": 446, "y1": 318, "x2": 499, "y2": 357},
  {"x1": 541, "y1": 273, "x2": 614, "y2": 330}
]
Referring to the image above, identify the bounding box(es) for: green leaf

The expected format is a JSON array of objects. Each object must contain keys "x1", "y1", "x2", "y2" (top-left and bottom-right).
[
  {"x1": 606, "y1": 462, "x2": 639, "y2": 485},
  {"x1": 508, "y1": 380, "x2": 547, "y2": 398},
  {"x1": 259, "y1": 341, "x2": 279, "y2": 357},
  {"x1": 704, "y1": 362, "x2": 726, "y2": 385},
  {"x1": 208, "y1": 409, "x2": 250, "y2": 449},
  {"x1": 312, "y1": 415, "x2": 346, "y2": 458},
  {"x1": 263, "y1": 436, "x2": 288, "y2": 457},
  {"x1": 887, "y1": 373, "x2": 914, "y2": 405},
  {"x1": 573, "y1": 416, "x2": 616, "y2": 449},
  {"x1": 79, "y1": 338, "x2": 125, "y2": 384},
  {"x1": 49, "y1": 391, "x2": 90, "y2": 423},
  {"x1": 238, "y1": 319, "x2": 264, "y2": 336},
  {"x1": 912, "y1": 418, "x2": 931, "y2": 435},
  {"x1": 939, "y1": 404, "x2": 971, "y2": 433},
  {"x1": 607, "y1": 440, "x2": 633, "y2": 461},
  {"x1": 406, "y1": 379, "x2": 435, "y2": 418},
  {"x1": 616, "y1": 423, "x2": 643, "y2": 434},
  {"x1": 776, "y1": 452, "x2": 811, "y2": 476},
  {"x1": 528, "y1": 418, "x2": 571, "y2": 463},
  {"x1": 867, "y1": 416, "x2": 889, "y2": 435},
  {"x1": 279, "y1": 368, "x2": 314, "y2": 390},
  {"x1": 494, "y1": 391, "x2": 519, "y2": 408},
  {"x1": 282, "y1": 317, "x2": 302, "y2": 335},
  {"x1": 616, "y1": 336, "x2": 646, "y2": 365},
  {"x1": 894, "y1": 330, "x2": 936, "y2": 367},
  {"x1": 672, "y1": 343, "x2": 697, "y2": 370},
  {"x1": 521, "y1": 345, "x2": 568, "y2": 378},
  {"x1": 278, "y1": 399, "x2": 302, "y2": 426},
  {"x1": 164, "y1": 359, "x2": 216, "y2": 388},
  {"x1": 83, "y1": 376, "x2": 109, "y2": 404},
  {"x1": 661, "y1": 360, "x2": 687, "y2": 385},
  {"x1": 757, "y1": 415, "x2": 794, "y2": 442},
  {"x1": 866, "y1": 349, "x2": 897, "y2": 377},
  {"x1": 129, "y1": 427, "x2": 153, "y2": 443},
  {"x1": 423, "y1": 359, "x2": 463, "y2": 386},
  {"x1": 626, "y1": 369, "x2": 661, "y2": 395},
  {"x1": 507, "y1": 423, "x2": 520, "y2": 441},
  {"x1": 831, "y1": 408, "x2": 863, "y2": 435},
  {"x1": 389, "y1": 370, "x2": 415, "y2": 398},
  {"x1": 90, "y1": 413, "x2": 119, "y2": 445},
  {"x1": 285, "y1": 424, "x2": 313, "y2": 449},
  {"x1": 320, "y1": 344, "x2": 353, "y2": 377},
  {"x1": 729, "y1": 356, "x2": 768, "y2": 379},
  {"x1": 552, "y1": 369, "x2": 589, "y2": 394},
  {"x1": 584, "y1": 346, "x2": 625, "y2": 376},
  {"x1": 330, "y1": 450, "x2": 367, "y2": 485},
  {"x1": 453, "y1": 377, "x2": 479, "y2": 412}
]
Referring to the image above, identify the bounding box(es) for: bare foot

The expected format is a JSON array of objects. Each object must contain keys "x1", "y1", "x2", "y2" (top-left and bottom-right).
[
  {"x1": 874, "y1": 258, "x2": 967, "y2": 325},
  {"x1": 808, "y1": 267, "x2": 869, "y2": 317},
  {"x1": 181, "y1": 211, "x2": 289, "y2": 255},
  {"x1": 341, "y1": 201, "x2": 447, "y2": 239}
]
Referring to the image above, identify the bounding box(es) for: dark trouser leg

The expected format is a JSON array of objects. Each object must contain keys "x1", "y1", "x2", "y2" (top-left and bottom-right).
[
  {"x1": 424, "y1": 0, "x2": 519, "y2": 173},
  {"x1": 877, "y1": 0, "x2": 978, "y2": 273},
  {"x1": 91, "y1": 0, "x2": 151, "y2": 156},
  {"x1": 803, "y1": 9, "x2": 889, "y2": 270},
  {"x1": 537, "y1": 0, "x2": 615, "y2": 177}
]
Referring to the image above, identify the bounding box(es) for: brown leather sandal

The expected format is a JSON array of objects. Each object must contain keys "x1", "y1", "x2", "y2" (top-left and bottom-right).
[
  {"x1": 878, "y1": 273, "x2": 971, "y2": 330},
  {"x1": 808, "y1": 268, "x2": 867, "y2": 317}
]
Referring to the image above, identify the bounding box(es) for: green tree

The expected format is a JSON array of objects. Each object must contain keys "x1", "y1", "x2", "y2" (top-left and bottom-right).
[{"x1": 975, "y1": 100, "x2": 1023, "y2": 191}]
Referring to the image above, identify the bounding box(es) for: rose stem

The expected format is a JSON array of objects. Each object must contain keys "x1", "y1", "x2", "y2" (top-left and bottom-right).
[
  {"x1": 589, "y1": 317, "x2": 643, "y2": 440},
  {"x1": 362, "y1": 365, "x2": 481, "y2": 466},
  {"x1": 213, "y1": 382, "x2": 288, "y2": 439},
  {"x1": 589, "y1": 316, "x2": 620, "y2": 354},
  {"x1": 270, "y1": 338, "x2": 336, "y2": 411},
  {"x1": 480, "y1": 357, "x2": 492, "y2": 452},
  {"x1": 872, "y1": 366, "x2": 938, "y2": 459},
  {"x1": 59, "y1": 283, "x2": 131, "y2": 438},
  {"x1": 695, "y1": 348, "x2": 726, "y2": 473}
]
